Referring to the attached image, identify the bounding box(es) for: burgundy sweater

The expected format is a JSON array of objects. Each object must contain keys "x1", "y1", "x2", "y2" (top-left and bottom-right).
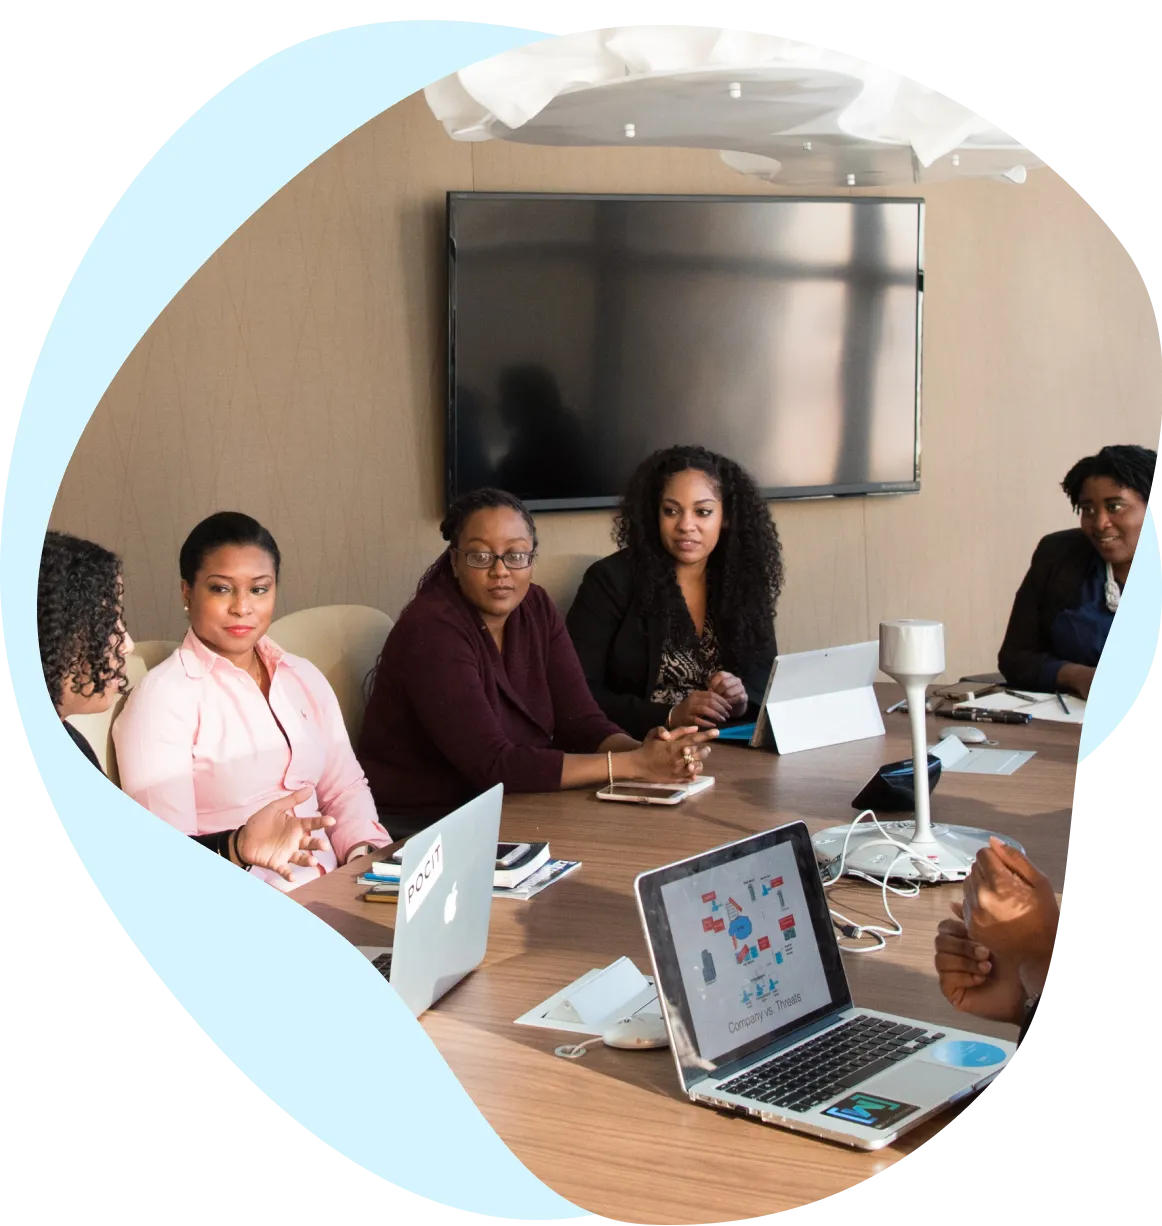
[{"x1": 358, "y1": 568, "x2": 623, "y2": 822}]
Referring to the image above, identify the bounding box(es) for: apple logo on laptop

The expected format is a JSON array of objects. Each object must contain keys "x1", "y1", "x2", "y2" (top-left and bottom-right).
[{"x1": 444, "y1": 882, "x2": 458, "y2": 925}]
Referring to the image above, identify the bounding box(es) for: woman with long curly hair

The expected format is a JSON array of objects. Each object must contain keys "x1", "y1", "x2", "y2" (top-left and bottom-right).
[
  {"x1": 566, "y1": 446, "x2": 783, "y2": 739},
  {"x1": 38, "y1": 531, "x2": 135, "y2": 760},
  {"x1": 358, "y1": 487, "x2": 717, "y2": 836}
]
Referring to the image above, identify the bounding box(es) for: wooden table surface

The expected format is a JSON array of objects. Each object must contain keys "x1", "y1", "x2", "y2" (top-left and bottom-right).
[{"x1": 295, "y1": 691, "x2": 1077, "y2": 1223}]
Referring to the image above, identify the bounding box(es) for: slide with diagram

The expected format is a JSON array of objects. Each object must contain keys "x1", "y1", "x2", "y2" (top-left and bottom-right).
[{"x1": 661, "y1": 842, "x2": 832, "y2": 1062}]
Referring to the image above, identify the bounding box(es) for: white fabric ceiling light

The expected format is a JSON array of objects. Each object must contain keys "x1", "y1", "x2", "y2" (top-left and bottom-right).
[{"x1": 424, "y1": 27, "x2": 1038, "y2": 187}]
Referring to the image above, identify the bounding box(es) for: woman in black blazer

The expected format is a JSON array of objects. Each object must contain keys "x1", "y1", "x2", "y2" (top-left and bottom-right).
[
  {"x1": 566, "y1": 446, "x2": 783, "y2": 739},
  {"x1": 998, "y1": 444, "x2": 1155, "y2": 697}
]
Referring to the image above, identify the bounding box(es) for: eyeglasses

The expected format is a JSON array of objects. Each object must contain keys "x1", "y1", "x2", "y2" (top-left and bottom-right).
[{"x1": 452, "y1": 548, "x2": 537, "y2": 570}]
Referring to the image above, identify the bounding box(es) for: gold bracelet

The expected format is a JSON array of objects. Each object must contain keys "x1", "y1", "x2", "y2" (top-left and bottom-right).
[
  {"x1": 607, "y1": 750, "x2": 614, "y2": 788},
  {"x1": 667, "y1": 702, "x2": 678, "y2": 730}
]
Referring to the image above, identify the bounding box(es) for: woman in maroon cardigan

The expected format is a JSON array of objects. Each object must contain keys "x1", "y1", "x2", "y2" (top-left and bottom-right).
[{"x1": 358, "y1": 489, "x2": 717, "y2": 834}]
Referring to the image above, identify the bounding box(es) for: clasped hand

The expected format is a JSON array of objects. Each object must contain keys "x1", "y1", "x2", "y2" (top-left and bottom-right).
[
  {"x1": 934, "y1": 838, "x2": 1059, "y2": 1026},
  {"x1": 670, "y1": 671, "x2": 748, "y2": 728},
  {"x1": 639, "y1": 724, "x2": 719, "y2": 781}
]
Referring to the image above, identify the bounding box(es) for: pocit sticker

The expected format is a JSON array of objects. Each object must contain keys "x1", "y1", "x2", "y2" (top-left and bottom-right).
[{"x1": 403, "y1": 833, "x2": 444, "y2": 923}]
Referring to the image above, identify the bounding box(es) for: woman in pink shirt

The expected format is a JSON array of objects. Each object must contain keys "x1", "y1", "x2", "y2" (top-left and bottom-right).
[
  {"x1": 40, "y1": 529, "x2": 337, "y2": 880},
  {"x1": 114, "y1": 512, "x2": 390, "y2": 891}
]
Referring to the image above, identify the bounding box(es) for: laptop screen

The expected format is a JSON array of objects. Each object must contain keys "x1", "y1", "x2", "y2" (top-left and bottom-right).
[{"x1": 636, "y1": 823, "x2": 850, "y2": 1086}]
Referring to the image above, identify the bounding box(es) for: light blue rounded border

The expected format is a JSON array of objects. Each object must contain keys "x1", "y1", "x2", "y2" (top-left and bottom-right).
[
  {"x1": 1, "y1": 21, "x2": 585, "y2": 1220},
  {"x1": 3, "y1": 14, "x2": 1159, "y2": 1219},
  {"x1": 1079, "y1": 508, "x2": 1159, "y2": 760}
]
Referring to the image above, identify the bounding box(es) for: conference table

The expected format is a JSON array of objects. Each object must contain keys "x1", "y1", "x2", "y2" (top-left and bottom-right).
[{"x1": 294, "y1": 689, "x2": 1077, "y2": 1223}]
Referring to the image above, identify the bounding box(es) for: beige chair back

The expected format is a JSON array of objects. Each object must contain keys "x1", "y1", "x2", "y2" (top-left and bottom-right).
[
  {"x1": 267, "y1": 604, "x2": 394, "y2": 744},
  {"x1": 132, "y1": 639, "x2": 181, "y2": 670}
]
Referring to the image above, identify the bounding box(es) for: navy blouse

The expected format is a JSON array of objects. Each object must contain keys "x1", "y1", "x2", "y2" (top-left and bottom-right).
[{"x1": 1038, "y1": 559, "x2": 1116, "y2": 691}]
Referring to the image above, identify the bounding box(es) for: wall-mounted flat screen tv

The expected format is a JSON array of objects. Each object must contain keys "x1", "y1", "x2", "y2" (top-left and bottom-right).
[{"x1": 447, "y1": 192, "x2": 924, "y2": 511}]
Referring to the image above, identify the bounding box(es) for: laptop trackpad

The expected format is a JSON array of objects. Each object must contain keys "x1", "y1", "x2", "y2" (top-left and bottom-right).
[{"x1": 860, "y1": 1060, "x2": 978, "y2": 1106}]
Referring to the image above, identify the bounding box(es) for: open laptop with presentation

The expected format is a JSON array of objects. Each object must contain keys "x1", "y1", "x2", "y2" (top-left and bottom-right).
[
  {"x1": 635, "y1": 821, "x2": 1016, "y2": 1149},
  {"x1": 357, "y1": 783, "x2": 502, "y2": 1017}
]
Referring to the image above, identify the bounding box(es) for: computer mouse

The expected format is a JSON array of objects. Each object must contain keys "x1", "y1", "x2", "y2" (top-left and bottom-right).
[
  {"x1": 940, "y1": 726, "x2": 988, "y2": 745},
  {"x1": 602, "y1": 1014, "x2": 670, "y2": 1050}
]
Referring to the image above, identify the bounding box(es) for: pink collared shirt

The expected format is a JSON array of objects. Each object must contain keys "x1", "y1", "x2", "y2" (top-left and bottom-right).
[{"x1": 113, "y1": 629, "x2": 390, "y2": 891}]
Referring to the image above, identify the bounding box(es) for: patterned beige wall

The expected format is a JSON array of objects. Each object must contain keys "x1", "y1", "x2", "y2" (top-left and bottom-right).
[{"x1": 50, "y1": 91, "x2": 1162, "y2": 682}]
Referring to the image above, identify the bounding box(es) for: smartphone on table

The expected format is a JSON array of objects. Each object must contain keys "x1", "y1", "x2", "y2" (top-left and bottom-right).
[
  {"x1": 391, "y1": 841, "x2": 531, "y2": 867},
  {"x1": 597, "y1": 776, "x2": 714, "y2": 805}
]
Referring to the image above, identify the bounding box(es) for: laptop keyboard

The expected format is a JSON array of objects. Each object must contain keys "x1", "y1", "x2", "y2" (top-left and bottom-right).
[
  {"x1": 718, "y1": 1015, "x2": 945, "y2": 1114},
  {"x1": 371, "y1": 951, "x2": 394, "y2": 980}
]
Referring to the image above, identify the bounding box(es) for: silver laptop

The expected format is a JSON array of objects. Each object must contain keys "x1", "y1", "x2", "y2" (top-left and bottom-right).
[
  {"x1": 635, "y1": 821, "x2": 1016, "y2": 1149},
  {"x1": 357, "y1": 784, "x2": 502, "y2": 1017}
]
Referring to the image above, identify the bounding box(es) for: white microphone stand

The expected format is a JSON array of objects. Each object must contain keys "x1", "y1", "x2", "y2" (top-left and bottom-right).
[{"x1": 812, "y1": 620, "x2": 1014, "y2": 883}]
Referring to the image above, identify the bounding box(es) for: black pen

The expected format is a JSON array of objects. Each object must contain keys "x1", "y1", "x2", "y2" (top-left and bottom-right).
[
  {"x1": 1056, "y1": 692, "x2": 1070, "y2": 714},
  {"x1": 945, "y1": 707, "x2": 1032, "y2": 725}
]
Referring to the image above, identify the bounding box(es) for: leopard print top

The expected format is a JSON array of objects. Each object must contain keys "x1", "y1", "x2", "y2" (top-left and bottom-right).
[{"x1": 650, "y1": 615, "x2": 722, "y2": 705}]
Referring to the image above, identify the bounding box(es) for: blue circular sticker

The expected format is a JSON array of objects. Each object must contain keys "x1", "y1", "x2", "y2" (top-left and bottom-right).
[{"x1": 927, "y1": 1040, "x2": 1007, "y2": 1068}]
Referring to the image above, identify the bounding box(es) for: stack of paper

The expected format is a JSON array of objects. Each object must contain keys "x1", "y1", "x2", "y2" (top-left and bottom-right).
[
  {"x1": 359, "y1": 844, "x2": 581, "y2": 902},
  {"x1": 953, "y1": 690, "x2": 1084, "y2": 725},
  {"x1": 929, "y1": 736, "x2": 1035, "y2": 775},
  {"x1": 494, "y1": 859, "x2": 581, "y2": 900}
]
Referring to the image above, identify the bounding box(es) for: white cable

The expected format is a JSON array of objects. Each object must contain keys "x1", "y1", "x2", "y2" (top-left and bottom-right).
[
  {"x1": 823, "y1": 809, "x2": 930, "y2": 954},
  {"x1": 830, "y1": 852, "x2": 905, "y2": 953},
  {"x1": 554, "y1": 1036, "x2": 605, "y2": 1060}
]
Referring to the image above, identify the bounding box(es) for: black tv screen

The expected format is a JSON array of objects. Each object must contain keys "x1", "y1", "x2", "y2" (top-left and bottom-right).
[{"x1": 447, "y1": 192, "x2": 924, "y2": 511}]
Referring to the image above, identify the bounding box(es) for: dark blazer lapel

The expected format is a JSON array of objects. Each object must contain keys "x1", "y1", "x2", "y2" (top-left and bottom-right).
[
  {"x1": 644, "y1": 601, "x2": 663, "y2": 699},
  {"x1": 1034, "y1": 529, "x2": 1099, "y2": 643}
]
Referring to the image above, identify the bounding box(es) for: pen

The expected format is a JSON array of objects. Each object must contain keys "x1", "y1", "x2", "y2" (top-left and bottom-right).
[
  {"x1": 1005, "y1": 688, "x2": 1041, "y2": 703},
  {"x1": 1056, "y1": 692, "x2": 1070, "y2": 714},
  {"x1": 885, "y1": 698, "x2": 907, "y2": 714},
  {"x1": 944, "y1": 708, "x2": 1032, "y2": 725}
]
